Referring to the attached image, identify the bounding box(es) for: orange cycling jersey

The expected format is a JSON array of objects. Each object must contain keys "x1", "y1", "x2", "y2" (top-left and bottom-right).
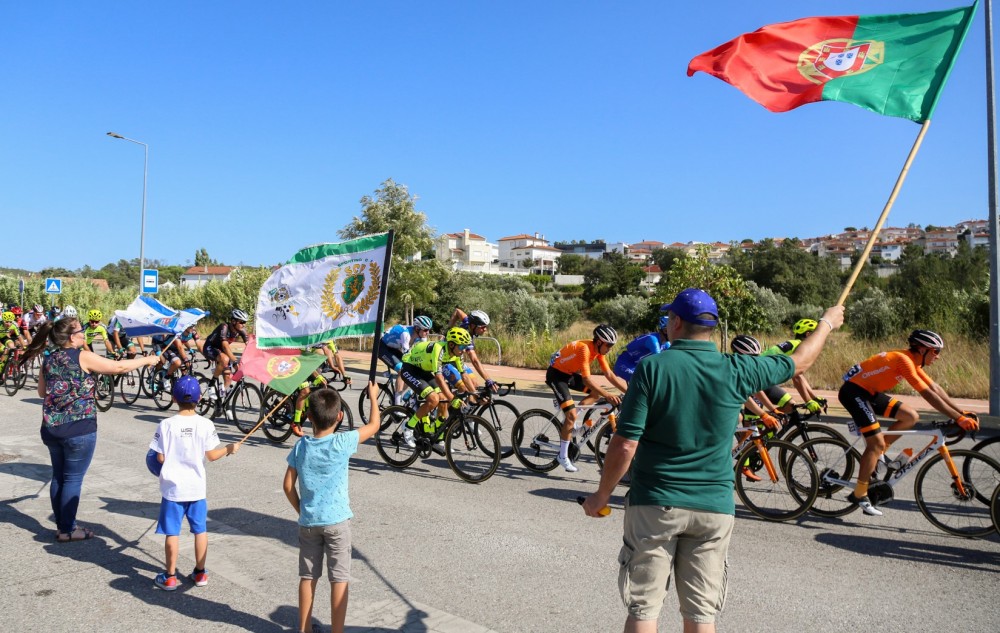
[
  {"x1": 550, "y1": 340, "x2": 610, "y2": 378},
  {"x1": 843, "y1": 349, "x2": 932, "y2": 395}
]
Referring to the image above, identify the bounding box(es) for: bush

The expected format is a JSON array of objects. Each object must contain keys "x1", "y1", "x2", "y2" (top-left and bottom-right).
[
  {"x1": 748, "y1": 282, "x2": 793, "y2": 332},
  {"x1": 589, "y1": 294, "x2": 651, "y2": 334},
  {"x1": 846, "y1": 288, "x2": 906, "y2": 340}
]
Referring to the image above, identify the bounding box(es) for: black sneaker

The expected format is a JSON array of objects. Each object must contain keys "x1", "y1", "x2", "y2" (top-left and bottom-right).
[{"x1": 846, "y1": 492, "x2": 883, "y2": 516}]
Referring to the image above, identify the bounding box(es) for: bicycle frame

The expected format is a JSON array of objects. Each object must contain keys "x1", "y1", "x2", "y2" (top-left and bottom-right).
[{"x1": 526, "y1": 402, "x2": 618, "y2": 462}]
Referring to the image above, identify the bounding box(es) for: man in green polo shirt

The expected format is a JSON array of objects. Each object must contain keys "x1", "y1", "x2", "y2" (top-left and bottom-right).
[{"x1": 583, "y1": 288, "x2": 843, "y2": 633}]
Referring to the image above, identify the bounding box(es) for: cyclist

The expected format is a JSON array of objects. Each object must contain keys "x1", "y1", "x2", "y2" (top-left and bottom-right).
[
  {"x1": 729, "y1": 334, "x2": 783, "y2": 482},
  {"x1": 1, "y1": 311, "x2": 27, "y2": 368},
  {"x1": 179, "y1": 324, "x2": 203, "y2": 357},
  {"x1": 612, "y1": 316, "x2": 671, "y2": 385},
  {"x1": 762, "y1": 318, "x2": 827, "y2": 415},
  {"x1": 150, "y1": 331, "x2": 189, "y2": 379},
  {"x1": 398, "y1": 327, "x2": 474, "y2": 449},
  {"x1": 22, "y1": 304, "x2": 48, "y2": 342},
  {"x1": 204, "y1": 309, "x2": 250, "y2": 397},
  {"x1": 58, "y1": 305, "x2": 78, "y2": 323},
  {"x1": 838, "y1": 329, "x2": 978, "y2": 516},
  {"x1": 378, "y1": 316, "x2": 433, "y2": 404},
  {"x1": 547, "y1": 324, "x2": 628, "y2": 472},
  {"x1": 83, "y1": 310, "x2": 118, "y2": 356},
  {"x1": 448, "y1": 308, "x2": 499, "y2": 393},
  {"x1": 48, "y1": 305, "x2": 62, "y2": 321},
  {"x1": 107, "y1": 315, "x2": 139, "y2": 358},
  {"x1": 288, "y1": 341, "x2": 352, "y2": 437}
]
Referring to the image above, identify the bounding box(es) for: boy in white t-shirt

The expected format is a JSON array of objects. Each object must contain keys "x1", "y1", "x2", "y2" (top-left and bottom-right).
[{"x1": 149, "y1": 375, "x2": 240, "y2": 591}]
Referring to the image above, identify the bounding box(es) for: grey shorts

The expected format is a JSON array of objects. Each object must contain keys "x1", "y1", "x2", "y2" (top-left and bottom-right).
[
  {"x1": 298, "y1": 520, "x2": 352, "y2": 582},
  {"x1": 618, "y1": 502, "x2": 733, "y2": 623}
]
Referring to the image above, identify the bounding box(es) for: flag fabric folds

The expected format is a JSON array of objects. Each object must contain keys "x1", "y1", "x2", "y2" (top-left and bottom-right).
[
  {"x1": 255, "y1": 234, "x2": 390, "y2": 349},
  {"x1": 240, "y1": 338, "x2": 328, "y2": 396},
  {"x1": 686, "y1": 3, "x2": 977, "y2": 122},
  {"x1": 113, "y1": 296, "x2": 209, "y2": 337}
]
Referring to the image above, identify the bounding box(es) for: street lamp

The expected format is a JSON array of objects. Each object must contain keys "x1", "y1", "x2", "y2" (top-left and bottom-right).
[{"x1": 107, "y1": 131, "x2": 149, "y2": 294}]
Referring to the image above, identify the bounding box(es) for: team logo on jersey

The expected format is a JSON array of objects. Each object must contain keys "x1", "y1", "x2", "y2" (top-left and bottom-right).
[
  {"x1": 322, "y1": 258, "x2": 382, "y2": 321},
  {"x1": 798, "y1": 39, "x2": 883, "y2": 84},
  {"x1": 266, "y1": 356, "x2": 300, "y2": 379}
]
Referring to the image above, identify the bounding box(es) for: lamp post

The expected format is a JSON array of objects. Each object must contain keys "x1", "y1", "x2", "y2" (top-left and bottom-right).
[{"x1": 106, "y1": 132, "x2": 148, "y2": 294}]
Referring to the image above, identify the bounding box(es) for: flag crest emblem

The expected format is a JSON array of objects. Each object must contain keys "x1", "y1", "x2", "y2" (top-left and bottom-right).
[
  {"x1": 322, "y1": 259, "x2": 381, "y2": 321},
  {"x1": 799, "y1": 39, "x2": 883, "y2": 84},
  {"x1": 267, "y1": 356, "x2": 301, "y2": 379}
]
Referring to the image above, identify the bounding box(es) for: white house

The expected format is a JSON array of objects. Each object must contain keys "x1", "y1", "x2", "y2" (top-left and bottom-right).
[
  {"x1": 181, "y1": 266, "x2": 238, "y2": 288},
  {"x1": 498, "y1": 233, "x2": 562, "y2": 274},
  {"x1": 435, "y1": 229, "x2": 499, "y2": 273}
]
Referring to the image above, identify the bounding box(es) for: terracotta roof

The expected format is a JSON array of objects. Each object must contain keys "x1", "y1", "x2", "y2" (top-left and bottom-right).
[
  {"x1": 512, "y1": 245, "x2": 562, "y2": 253},
  {"x1": 498, "y1": 234, "x2": 543, "y2": 241},
  {"x1": 445, "y1": 231, "x2": 487, "y2": 240},
  {"x1": 183, "y1": 266, "x2": 237, "y2": 275},
  {"x1": 642, "y1": 265, "x2": 662, "y2": 273}
]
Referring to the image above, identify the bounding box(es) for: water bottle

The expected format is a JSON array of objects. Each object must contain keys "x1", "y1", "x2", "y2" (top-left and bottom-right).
[{"x1": 888, "y1": 447, "x2": 913, "y2": 471}]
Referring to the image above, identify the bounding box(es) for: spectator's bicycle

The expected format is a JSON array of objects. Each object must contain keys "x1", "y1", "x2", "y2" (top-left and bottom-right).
[
  {"x1": 800, "y1": 423, "x2": 1000, "y2": 537},
  {"x1": 257, "y1": 381, "x2": 355, "y2": 444},
  {"x1": 196, "y1": 366, "x2": 264, "y2": 434},
  {"x1": 1, "y1": 347, "x2": 28, "y2": 396},
  {"x1": 375, "y1": 393, "x2": 500, "y2": 483},
  {"x1": 510, "y1": 399, "x2": 619, "y2": 473},
  {"x1": 731, "y1": 425, "x2": 819, "y2": 522}
]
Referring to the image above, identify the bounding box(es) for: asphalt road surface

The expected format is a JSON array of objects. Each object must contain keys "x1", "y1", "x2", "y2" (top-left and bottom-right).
[{"x1": 2, "y1": 377, "x2": 999, "y2": 633}]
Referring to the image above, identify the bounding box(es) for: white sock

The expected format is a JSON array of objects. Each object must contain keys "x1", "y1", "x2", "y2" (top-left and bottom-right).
[{"x1": 559, "y1": 440, "x2": 570, "y2": 461}]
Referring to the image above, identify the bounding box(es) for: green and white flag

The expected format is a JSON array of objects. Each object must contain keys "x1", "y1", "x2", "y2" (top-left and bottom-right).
[{"x1": 255, "y1": 233, "x2": 390, "y2": 349}]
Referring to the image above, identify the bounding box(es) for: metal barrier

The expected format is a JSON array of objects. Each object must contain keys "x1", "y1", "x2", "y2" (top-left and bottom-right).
[{"x1": 473, "y1": 336, "x2": 502, "y2": 366}]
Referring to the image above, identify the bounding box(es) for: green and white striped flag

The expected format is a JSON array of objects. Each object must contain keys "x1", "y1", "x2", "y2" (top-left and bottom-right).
[{"x1": 255, "y1": 234, "x2": 390, "y2": 349}]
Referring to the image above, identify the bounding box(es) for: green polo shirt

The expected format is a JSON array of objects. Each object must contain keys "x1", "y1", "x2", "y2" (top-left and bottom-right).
[{"x1": 616, "y1": 339, "x2": 795, "y2": 514}]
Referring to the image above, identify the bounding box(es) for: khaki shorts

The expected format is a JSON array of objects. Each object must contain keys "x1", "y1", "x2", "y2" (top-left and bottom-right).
[
  {"x1": 299, "y1": 520, "x2": 352, "y2": 582},
  {"x1": 618, "y1": 503, "x2": 733, "y2": 623}
]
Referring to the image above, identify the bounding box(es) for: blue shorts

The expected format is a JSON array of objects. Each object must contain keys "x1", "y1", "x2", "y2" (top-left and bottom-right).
[
  {"x1": 614, "y1": 361, "x2": 636, "y2": 385},
  {"x1": 157, "y1": 498, "x2": 208, "y2": 536}
]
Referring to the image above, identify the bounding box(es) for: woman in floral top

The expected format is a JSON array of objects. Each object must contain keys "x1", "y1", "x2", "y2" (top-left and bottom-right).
[{"x1": 20, "y1": 317, "x2": 158, "y2": 541}]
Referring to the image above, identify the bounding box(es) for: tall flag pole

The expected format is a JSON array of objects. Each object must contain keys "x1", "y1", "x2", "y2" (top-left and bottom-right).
[
  {"x1": 986, "y1": 0, "x2": 1000, "y2": 415},
  {"x1": 688, "y1": 3, "x2": 978, "y2": 305},
  {"x1": 367, "y1": 230, "x2": 395, "y2": 383}
]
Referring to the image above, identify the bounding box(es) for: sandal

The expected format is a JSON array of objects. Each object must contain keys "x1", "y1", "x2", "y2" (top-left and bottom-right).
[{"x1": 57, "y1": 527, "x2": 94, "y2": 542}]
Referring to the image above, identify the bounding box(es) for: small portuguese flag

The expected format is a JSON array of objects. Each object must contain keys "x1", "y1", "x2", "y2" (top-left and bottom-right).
[{"x1": 687, "y1": 4, "x2": 977, "y2": 122}]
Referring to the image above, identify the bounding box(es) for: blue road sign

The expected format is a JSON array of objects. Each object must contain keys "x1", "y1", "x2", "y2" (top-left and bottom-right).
[
  {"x1": 18, "y1": 279, "x2": 24, "y2": 293},
  {"x1": 142, "y1": 269, "x2": 159, "y2": 294},
  {"x1": 45, "y1": 278, "x2": 62, "y2": 294}
]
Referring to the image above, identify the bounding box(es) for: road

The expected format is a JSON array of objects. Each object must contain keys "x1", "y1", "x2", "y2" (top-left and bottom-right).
[{"x1": 2, "y1": 377, "x2": 999, "y2": 633}]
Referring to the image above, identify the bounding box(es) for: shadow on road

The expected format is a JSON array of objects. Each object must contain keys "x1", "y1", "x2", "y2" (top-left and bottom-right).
[
  {"x1": 0, "y1": 460, "x2": 53, "y2": 485},
  {"x1": 814, "y1": 532, "x2": 1000, "y2": 572}
]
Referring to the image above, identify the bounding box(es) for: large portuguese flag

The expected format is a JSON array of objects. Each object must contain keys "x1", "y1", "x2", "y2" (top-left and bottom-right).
[{"x1": 687, "y1": 4, "x2": 977, "y2": 122}]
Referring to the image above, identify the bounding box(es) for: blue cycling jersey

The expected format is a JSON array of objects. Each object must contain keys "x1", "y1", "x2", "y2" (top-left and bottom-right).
[
  {"x1": 382, "y1": 324, "x2": 427, "y2": 353},
  {"x1": 613, "y1": 333, "x2": 669, "y2": 380}
]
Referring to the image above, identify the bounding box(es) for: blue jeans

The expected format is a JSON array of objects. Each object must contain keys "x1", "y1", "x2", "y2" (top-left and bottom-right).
[{"x1": 42, "y1": 431, "x2": 97, "y2": 534}]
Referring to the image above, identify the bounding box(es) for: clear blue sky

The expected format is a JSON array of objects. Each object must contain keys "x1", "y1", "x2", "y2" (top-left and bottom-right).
[{"x1": 1, "y1": 1, "x2": 990, "y2": 271}]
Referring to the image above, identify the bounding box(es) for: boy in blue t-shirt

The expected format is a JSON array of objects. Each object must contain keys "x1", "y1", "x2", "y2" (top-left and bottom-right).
[{"x1": 283, "y1": 384, "x2": 381, "y2": 633}]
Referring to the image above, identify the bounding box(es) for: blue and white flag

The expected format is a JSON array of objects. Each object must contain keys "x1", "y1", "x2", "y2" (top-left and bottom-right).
[{"x1": 114, "y1": 296, "x2": 208, "y2": 337}]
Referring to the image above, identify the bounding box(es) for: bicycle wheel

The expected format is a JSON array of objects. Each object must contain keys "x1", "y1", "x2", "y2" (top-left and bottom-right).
[
  {"x1": 94, "y1": 374, "x2": 115, "y2": 412},
  {"x1": 358, "y1": 381, "x2": 393, "y2": 424},
  {"x1": 782, "y1": 423, "x2": 848, "y2": 446},
  {"x1": 971, "y1": 435, "x2": 1000, "y2": 471},
  {"x1": 230, "y1": 382, "x2": 264, "y2": 434},
  {"x1": 3, "y1": 363, "x2": 23, "y2": 396},
  {"x1": 511, "y1": 409, "x2": 563, "y2": 472},
  {"x1": 734, "y1": 439, "x2": 818, "y2": 522},
  {"x1": 992, "y1": 484, "x2": 1000, "y2": 537},
  {"x1": 915, "y1": 449, "x2": 1000, "y2": 538},
  {"x1": 139, "y1": 365, "x2": 155, "y2": 397},
  {"x1": 196, "y1": 378, "x2": 218, "y2": 417},
  {"x1": 260, "y1": 389, "x2": 295, "y2": 443},
  {"x1": 118, "y1": 368, "x2": 142, "y2": 405},
  {"x1": 14, "y1": 360, "x2": 27, "y2": 390},
  {"x1": 593, "y1": 422, "x2": 633, "y2": 485},
  {"x1": 474, "y1": 399, "x2": 518, "y2": 460},
  {"x1": 335, "y1": 397, "x2": 355, "y2": 433},
  {"x1": 446, "y1": 414, "x2": 500, "y2": 483},
  {"x1": 375, "y1": 405, "x2": 420, "y2": 468},
  {"x1": 321, "y1": 369, "x2": 350, "y2": 392},
  {"x1": 150, "y1": 371, "x2": 173, "y2": 410},
  {"x1": 796, "y1": 437, "x2": 861, "y2": 518}
]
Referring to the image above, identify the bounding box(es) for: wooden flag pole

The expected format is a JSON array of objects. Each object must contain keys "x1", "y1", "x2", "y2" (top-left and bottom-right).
[
  {"x1": 367, "y1": 230, "x2": 395, "y2": 383},
  {"x1": 236, "y1": 392, "x2": 293, "y2": 447},
  {"x1": 836, "y1": 120, "x2": 932, "y2": 306}
]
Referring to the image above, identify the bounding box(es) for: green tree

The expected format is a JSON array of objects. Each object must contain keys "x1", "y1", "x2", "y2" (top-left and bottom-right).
[
  {"x1": 732, "y1": 238, "x2": 841, "y2": 306},
  {"x1": 655, "y1": 246, "x2": 766, "y2": 332},
  {"x1": 338, "y1": 179, "x2": 438, "y2": 313},
  {"x1": 194, "y1": 248, "x2": 219, "y2": 267},
  {"x1": 556, "y1": 253, "x2": 587, "y2": 275},
  {"x1": 650, "y1": 247, "x2": 687, "y2": 273},
  {"x1": 582, "y1": 252, "x2": 644, "y2": 305}
]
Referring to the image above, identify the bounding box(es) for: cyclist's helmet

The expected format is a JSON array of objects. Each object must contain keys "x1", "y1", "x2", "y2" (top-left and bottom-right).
[
  {"x1": 1, "y1": 311, "x2": 14, "y2": 323},
  {"x1": 231, "y1": 309, "x2": 249, "y2": 323},
  {"x1": 446, "y1": 327, "x2": 473, "y2": 348},
  {"x1": 792, "y1": 318, "x2": 818, "y2": 335},
  {"x1": 657, "y1": 315, "x2": 670, "y2": 330},
  {"x1": 63, "y1": 305, "x2": 78, "y2": 318},
  {"x1": 413, "y1": 315, "x2": 433, "y2": 330},
  {"x1": 52, "y1": 306, "x2": 62, "y2": 315},
  {"x1": 468, "y1": 310, "x2": 491, "y2": 327},
  {"x1": 87, "y1": 309, "x2": 103, "y2": 322},
  {"x1": 593, "y1": 324, "x2": 618, "y2": 346},
  {"x1": 33, "y1": 304, "x2": 44, "y2": 313},
  {"x1": 730, "y1": 334, "x2": 762, "y2": 356},
  {"x1": 11, "y1": 306, "x2": 22, "y2": 316},
  {"x1": 908, "y1": 329, "x2": 944, "y2": 351}
]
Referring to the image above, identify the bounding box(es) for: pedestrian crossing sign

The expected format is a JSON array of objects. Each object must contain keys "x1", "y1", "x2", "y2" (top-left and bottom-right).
[{"x1": 45, "y1": 278, "x2": 62, "y2": 294}]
